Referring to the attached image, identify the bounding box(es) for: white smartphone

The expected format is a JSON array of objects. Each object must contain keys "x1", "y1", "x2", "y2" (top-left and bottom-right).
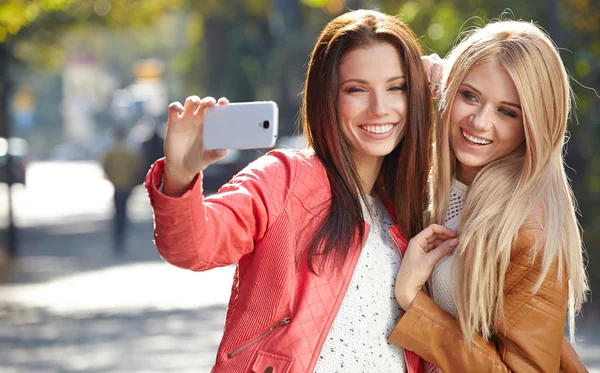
[{"x1": 203, "y1": 101, "x2": 279, "y2": 150}]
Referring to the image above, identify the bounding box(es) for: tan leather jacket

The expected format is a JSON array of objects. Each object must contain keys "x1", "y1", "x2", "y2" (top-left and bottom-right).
[{"x1": 389, "y1": 224, "x2": 588, "y2": 372}]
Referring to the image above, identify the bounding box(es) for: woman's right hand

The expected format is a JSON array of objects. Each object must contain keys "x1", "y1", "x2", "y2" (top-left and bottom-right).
[
  {"x1": 163, "y1": 96, "x2": 229, "y2": 196},
  {"x1": 395, "y1": 224, "x2": 458, "y2": 310}
]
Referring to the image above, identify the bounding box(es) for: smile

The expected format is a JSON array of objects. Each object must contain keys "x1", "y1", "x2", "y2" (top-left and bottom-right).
[
  {"x1": 359, "y1": 124, "x2": 395, "y2": 134},
  {"x1": 461, "y1": 128, "x2": 492, "y2": 145}
]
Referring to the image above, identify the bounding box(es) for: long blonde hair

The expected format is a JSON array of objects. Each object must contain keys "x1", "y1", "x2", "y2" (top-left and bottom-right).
[{"x1": 431, "y1": 20, "x2": 588, "y2": 344}]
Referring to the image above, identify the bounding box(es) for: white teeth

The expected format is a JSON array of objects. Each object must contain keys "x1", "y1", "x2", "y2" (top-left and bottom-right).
[
  {"x1": 362, "y1": 124, "x2": 394, "y2": 134},
  {"x1": 462, "y1": 129, "x2": 491, "y2": 145}
]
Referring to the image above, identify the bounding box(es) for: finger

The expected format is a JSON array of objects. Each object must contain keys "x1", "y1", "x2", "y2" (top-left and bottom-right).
[
  {"x1": 195, "y1": 96, "x2": 217, "y2": 115},
  {"x1": 427, "y1": 238, "x2": 459, "y2": 265},
  {"x1": 419, "y1": 225, "x2": 455, "y2": 245},
  {"x1": 426, "y1": 239, "x2": 446, "y2": 253},
  {"x1": 410, "y1": 225, "x2": 456, "y2": 254},
  {"x1": 217, "y1": 97, "x2": 229, "y2": 105},
  {"x1": 427, "y1": 224, "x2": 457, "y2": 238},
  {"x1": 430, "y1": 83, "x2": 440, "y2": 98},
  {"x1": 426, "y1": 234, "x2": 456, "y2": 247},
  {"x1": 427, "y1": 53, "x2": 445, "y2": 69},
  {"x1": 429, "y1": 84, "x2": 438, "y2": 98},
  {"x1": 168, "y1": 101, "x2": 184, "y2": 122},
  {"x1": 422, "y1": 57, "x2": 433, "y2": 81},
  {"x1": 426, "y1": 232, "x2": 455, "y2": 243},
  {"x1": 183, "y1": 95, "x2": 201, "y2": 116}
]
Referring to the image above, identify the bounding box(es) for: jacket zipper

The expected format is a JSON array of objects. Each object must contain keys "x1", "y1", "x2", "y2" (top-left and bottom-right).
[{"x1": 227, "y1": 317, "x2": 291, "y2": 358}]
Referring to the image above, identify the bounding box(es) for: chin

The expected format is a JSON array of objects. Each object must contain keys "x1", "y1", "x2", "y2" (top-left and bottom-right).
[
  {"x1": 455, "y1": 152, "x2": 487, "y2": 169},
  {"x1": 370, "y1": 145, "x2": 398, "y2": 158}
]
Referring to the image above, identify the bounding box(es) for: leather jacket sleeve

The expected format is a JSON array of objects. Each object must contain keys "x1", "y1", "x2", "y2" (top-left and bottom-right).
[
  {"x1": 561, "y1": 338, "x2": 588, "y2": 373},
  {"x1": 389, "y1": 228, "x2": 588, "y2": 373},
  {"x1": 144, "y1": 153, "x2": 294, "y2": 272}
]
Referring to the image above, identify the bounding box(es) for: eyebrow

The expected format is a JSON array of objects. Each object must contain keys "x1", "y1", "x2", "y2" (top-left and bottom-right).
[
  {"x1": 341, "y1": 75, "x2": 406, "y2": 85},
  {"x1": 461, "y1": 83, "x2": 522, "y2": 110}
]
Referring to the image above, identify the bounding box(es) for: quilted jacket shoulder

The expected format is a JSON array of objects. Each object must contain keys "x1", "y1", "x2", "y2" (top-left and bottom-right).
[{"x1": 146, "y1": 148, "x2": 323, "y2": 271}]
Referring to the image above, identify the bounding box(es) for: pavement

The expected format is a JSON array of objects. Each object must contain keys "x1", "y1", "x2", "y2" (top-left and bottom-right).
[
  {"x1": 0, "y1": 161, "x2": 598, "y2": 372},
  {"x1": 0, "y1": 161, "x2": 235, "y2": 372}
]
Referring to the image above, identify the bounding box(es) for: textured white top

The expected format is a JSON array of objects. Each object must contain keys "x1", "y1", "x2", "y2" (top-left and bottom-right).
[
  {"x1": 425, "y1": 178, "x2": 468, "y2": 373},
  {"x1": 314, "y1": 195, "x2": 406, "y2": 373},
  {"x1": 429, "y1": 177, "x2": 468, "y2": 318}
]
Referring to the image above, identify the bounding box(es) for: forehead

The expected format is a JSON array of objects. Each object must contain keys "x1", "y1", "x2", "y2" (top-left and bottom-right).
[
  {"x1": 339, "y1": 42, "x2": 404, "y2": 78},
  {"x1": 462, "y1": 60, "x2": 520, "y2": 103}
]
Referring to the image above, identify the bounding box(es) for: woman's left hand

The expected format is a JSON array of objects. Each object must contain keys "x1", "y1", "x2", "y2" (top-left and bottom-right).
[
  {"x1": 421, "y1": 53, "x2": 445, "y2": 97},
  {"x1": 395, "y1": 224, "x2": 458, "y2": 310}
]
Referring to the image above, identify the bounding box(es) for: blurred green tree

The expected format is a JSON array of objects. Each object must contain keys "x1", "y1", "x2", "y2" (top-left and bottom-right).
[
  {"x1": 0, "y1": 0, "x2": 186, "y2": 135},
  {"x1": 0, "y1": 0, "x2": 184, "y2": 256}
]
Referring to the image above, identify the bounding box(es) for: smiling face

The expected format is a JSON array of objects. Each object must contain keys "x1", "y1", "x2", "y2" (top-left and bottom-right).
[
  {"x1": 449, "y1": 59, "x2": 526, "y2": 184},
  {"x1": 337, "y1": 42, "x2": 408, "y2": 168}
]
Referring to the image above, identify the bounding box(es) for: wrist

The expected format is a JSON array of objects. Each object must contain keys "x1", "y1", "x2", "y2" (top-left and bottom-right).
[
  {"x1": 163, "y1": 163, "x2": 197, "y2": 197},
  {"x1": 396, "y1": 288, "x2": 419, "y2": 311}
]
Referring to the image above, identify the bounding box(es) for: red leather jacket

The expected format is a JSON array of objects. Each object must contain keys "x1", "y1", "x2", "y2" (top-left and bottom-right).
[{"x1": 145, "y1": 149, "x2": 422, "y2": 373}]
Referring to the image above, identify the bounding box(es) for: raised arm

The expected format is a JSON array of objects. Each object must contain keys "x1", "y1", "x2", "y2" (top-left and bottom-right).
[{"x1": 145, "y1": 96, "x2": 292, "y2": 271}]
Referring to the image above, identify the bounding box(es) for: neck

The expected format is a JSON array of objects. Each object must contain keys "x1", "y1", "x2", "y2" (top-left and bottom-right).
[
  {"x1": 456, "y1": 164, "x2": 481, "y2": 186},
  {"x1": 353, "y1": 154, "x2": 384, "y2": 195}
]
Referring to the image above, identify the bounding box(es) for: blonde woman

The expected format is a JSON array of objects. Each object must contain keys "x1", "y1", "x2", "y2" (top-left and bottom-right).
[{"x1": 389, "y1": 21, "x2": 589, "y2": 372}]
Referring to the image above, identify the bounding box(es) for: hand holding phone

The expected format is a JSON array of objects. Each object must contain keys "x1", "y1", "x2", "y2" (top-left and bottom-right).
[
  {"x1": 163, "y1": 96, "x2": 229, "y2": 196},
  {"x1": 162, "y1": 97, "x2": 279, "y2": 197}
]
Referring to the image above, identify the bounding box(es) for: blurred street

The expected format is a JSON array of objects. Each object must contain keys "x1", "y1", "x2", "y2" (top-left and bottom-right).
[
  {"x1": 0, "y1": 162, "x2": 598, "y2": 372},
  {"x1": 0, "y1": 161, "x2": 235, "y2": 372}
]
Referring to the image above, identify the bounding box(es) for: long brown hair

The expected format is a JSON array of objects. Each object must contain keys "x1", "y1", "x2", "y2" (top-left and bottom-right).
[{"x1": 301, "y1": 10, "x2": 433, "y2": 272}]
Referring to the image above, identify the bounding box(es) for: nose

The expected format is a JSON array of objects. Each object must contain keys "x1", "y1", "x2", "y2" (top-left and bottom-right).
[
  {"x1": 470, "y1": 105, "x2": 493, "y2": 130},
  {"x1": 368, "y1": 91, "x2": 389, "y2": 117}
]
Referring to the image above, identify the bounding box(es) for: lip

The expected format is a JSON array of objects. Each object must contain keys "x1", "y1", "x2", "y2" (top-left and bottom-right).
[
  {"x1": 358, "y1": 123, "x2": 397, "y2": 140},
  {"x1": 460, "y1": 127, "x2": 492, "y2": 146}
]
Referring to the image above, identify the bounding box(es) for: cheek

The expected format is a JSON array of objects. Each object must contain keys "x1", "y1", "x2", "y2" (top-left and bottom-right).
[
  {"x1": 500, "y1": 122, "x2": 526, "y2": 149},
  {"x1": 337, "y1": 96, "x2": 357, "y2": 140},
  {"x1": 337, "y1": 96, "x2": 354, "y2": 124},
  {"x1": 449, "y1": 101, "x2": 468, "y2": 129},
  {"x1": 392, "y1": 94, "x2": 408, "y2": 116},
  {"x1": 337, "y1": 95, "x2": 365, "y2": 128}
]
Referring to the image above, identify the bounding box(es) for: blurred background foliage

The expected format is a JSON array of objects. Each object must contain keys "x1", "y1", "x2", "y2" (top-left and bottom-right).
[{"x1": 0, "y1": 0, "x2": 598, "y2": 309}]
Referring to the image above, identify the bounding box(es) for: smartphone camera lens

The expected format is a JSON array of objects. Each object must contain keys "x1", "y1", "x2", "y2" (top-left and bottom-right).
[{"x1": 263, "y1": 120, "x2": 270, "y2": 129}]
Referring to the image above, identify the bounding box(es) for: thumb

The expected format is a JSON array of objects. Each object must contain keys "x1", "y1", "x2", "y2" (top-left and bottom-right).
[
  {"x1": 426, "y1": 238, "x2": 459, "y2": 266},
  {"x1": 203, "y1": 149, "x2": 228, "y2": 166}
]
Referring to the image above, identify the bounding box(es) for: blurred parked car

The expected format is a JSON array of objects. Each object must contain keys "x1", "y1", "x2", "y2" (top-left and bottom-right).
[{"x1": 0, "y1": 137, "x2": 29, "y2": 185}]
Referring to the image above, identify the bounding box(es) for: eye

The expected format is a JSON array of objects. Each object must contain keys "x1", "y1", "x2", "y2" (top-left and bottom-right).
[
  {"x1": 460, "y1": 90, "x2": 478, "y2": 103},
  {"x1": 345, "y1": 86, "x2": 367, "y2": 93},
  {"x1": 389, "y1": 84, "x2": 407, "y2": 92},
  {"x1": 499, "y1": 107, "x2": 517, "y2": 118}
]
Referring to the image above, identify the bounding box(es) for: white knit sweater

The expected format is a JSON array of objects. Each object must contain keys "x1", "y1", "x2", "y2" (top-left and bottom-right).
[
  {"x1": 429, "y1": 178, "x2": 468, "y2": 317},
  {"x1": 425, "y1": 178, "x2": 468, "y2": 373},
  {"x1": 313, "y1": 195, "x2": 407, "y2": 373}
]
